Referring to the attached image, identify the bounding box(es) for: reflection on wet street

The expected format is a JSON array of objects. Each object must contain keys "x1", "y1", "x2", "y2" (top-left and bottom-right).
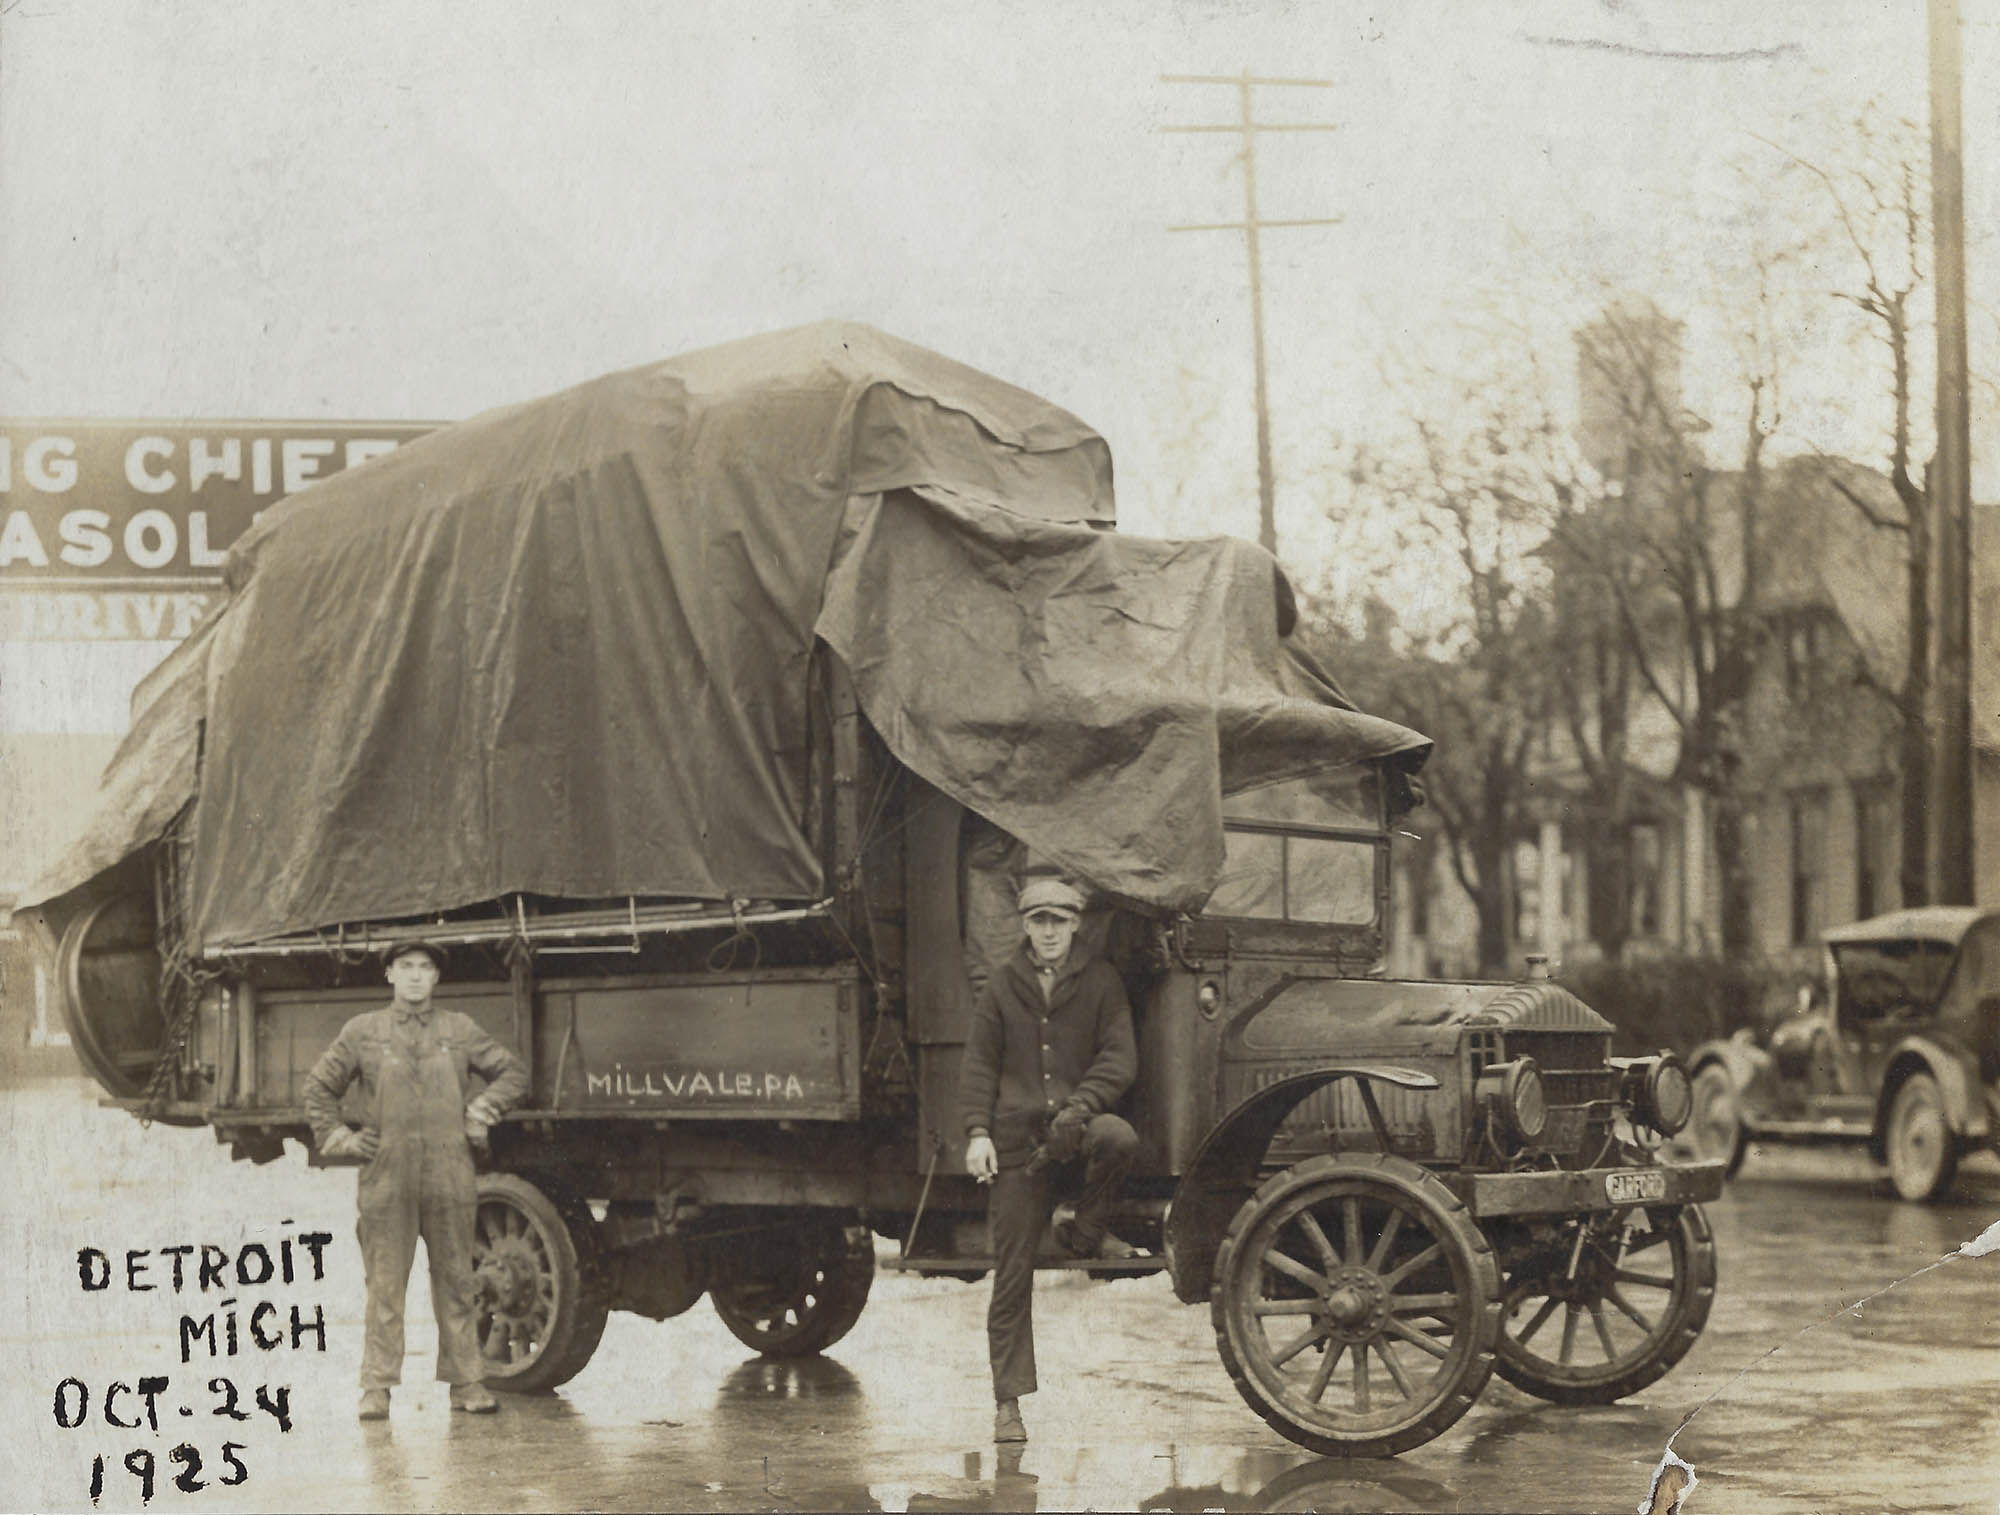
[{"x1": 7, "y1": 1083, "x2": 1999, "y2": 1512}]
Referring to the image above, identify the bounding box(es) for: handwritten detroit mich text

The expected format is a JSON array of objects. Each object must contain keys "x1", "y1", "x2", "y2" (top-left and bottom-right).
[{"x1": 58, "y1": 1224, "x2": 331, "y2": 1503}]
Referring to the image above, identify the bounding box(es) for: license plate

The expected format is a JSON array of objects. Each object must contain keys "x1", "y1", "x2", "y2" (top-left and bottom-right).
[{"x1": 1605, "y1": 1169, "x2": 1668, "y2": 1205}]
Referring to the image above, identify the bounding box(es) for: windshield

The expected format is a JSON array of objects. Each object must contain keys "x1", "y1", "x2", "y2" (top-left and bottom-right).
[
  {"x1": 1834, "y1": 940, "x2": 1956, "y2": 1021},
  {"x1": 1206, "y1": 771, "x2": 1384, "y2": 926}
]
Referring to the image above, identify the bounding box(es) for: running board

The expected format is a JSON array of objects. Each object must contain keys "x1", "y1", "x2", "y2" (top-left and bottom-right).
[{"x1": 882, "y1": 1254, "x2": 1164, "y2": 1274}]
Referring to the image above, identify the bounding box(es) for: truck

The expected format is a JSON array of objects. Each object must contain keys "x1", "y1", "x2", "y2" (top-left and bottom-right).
[{"x1": 24, "y1": 322, "x2": 1725, "y2": 1458}]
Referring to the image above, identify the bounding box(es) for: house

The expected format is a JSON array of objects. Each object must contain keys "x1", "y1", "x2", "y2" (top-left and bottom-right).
[{"x1": 1390, "y1": 303, "x2": 1995, "y2": 977}]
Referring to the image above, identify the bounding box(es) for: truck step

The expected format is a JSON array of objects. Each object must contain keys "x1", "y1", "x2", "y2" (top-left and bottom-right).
[
  {"x1": 882, "y1": 1253, "x2": 1164, "y2": 1275},
  {"x1": 1748, "y1": 1117, "x2": 1872, "y2": 1141}
]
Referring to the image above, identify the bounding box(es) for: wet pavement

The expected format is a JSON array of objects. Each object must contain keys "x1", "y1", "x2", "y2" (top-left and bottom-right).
[{"x1": 7, "y1": 1079, "x2": 1998, "y2": 1512}]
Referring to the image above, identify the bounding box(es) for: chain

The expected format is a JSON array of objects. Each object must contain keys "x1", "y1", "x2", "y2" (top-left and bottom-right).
[{"x1": 139, "y1": 807, "x2": 218, "y2": 1126}]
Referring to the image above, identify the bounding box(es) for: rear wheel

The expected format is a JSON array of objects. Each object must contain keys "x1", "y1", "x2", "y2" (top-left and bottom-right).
[
  {"x1": 710, "y1": 1216, "x2": 875, "y2": 1357},
  {"x1": 1210, "y1": 1153, "x2": 1499, "y2": 1458},
  {"x1": 1493, "y1": 1204, "x2": 1716, "y2": 1405},
  {"x1": 471, "y1": 1174, "x2": 609, "y2": 1392},
  {"x1": 1885, "y1": 1073, "x2": 1959, "y2": 1202}
]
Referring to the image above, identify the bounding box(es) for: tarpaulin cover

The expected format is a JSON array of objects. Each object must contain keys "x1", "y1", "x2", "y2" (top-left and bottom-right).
[
  {"x1": 24, "y1": 321, "x2": 1428, "y2": 943},
  {"x1": 818, "y1": 490, "x2": 1430, "y2": 908}
]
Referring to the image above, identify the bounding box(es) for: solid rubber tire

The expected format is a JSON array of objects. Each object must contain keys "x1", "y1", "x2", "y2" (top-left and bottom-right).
[
  {"x1": 1492, "y1": 1203, "x2": 1716, "y2": 1405},
  {"x1": 1209, "y1": 1152, "x2": 1500, "y2": 1459}
]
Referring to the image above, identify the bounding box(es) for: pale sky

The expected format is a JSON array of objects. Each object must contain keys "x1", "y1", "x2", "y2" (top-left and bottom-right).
[{"x1": 2, "y1": 0, "x2": 1994, "y2": 572}]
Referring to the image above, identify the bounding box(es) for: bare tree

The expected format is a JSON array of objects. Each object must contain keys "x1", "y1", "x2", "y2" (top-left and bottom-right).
[
  {"x1": 1566, "y1": 293, "x2": 1790, "y2": 961},
  {"x1": 1761, "y1": 105, "x2": 1934, "y2": 908},
  {"x1": 1325, "y1": 400, "x2": 1558, "y2": 977}
]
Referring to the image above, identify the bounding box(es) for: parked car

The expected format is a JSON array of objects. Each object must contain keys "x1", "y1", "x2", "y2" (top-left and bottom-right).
[{"x1": 1684, "y1": 906, "x2": 2000, "y2": 1200}]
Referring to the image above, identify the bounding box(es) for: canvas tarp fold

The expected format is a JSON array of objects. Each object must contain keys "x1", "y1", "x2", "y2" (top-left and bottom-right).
[
  {"x1": 23, "y1": 321, "x2": 1427, "y2": 943},
  {"x1": 817, "y1": 489, "x2": 1428, "y2": 910}
]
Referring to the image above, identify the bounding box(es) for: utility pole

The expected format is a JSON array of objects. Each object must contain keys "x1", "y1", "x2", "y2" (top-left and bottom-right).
[
  {"x1": 1928, "y1": 0, "x2": 1975, "y2": 903},
  {"x1": 1164, "y1": 73, "x2": 1341, "y2": 558}
]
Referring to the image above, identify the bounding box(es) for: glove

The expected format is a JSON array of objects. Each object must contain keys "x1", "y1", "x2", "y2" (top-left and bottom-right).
[
  {"x1": 1046, "y1": 1102, "x2": 1090, "y2": 1163},
  {"x1": 321, "y1": 1126, "x2": 380, "y2": 1161}
]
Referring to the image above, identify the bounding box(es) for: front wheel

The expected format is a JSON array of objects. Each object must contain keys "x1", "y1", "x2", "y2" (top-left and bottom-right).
[
  {"x1": 710, "y1": 1216, "x2": 875, "y2": 1357},
  {"x1": 1492, "y1": 1204, "x2": 1716, "y2": 1405},
  {"x1": 1885, "y1": 1073, "x2": 1959, "y2": 1202},
  {"x1": 1685, "y1": 1063, "x2": 1747, "y2": 1178},
  {"x1": 471, "y1": 1174, "x2": 609, "y2": 1393},
  {"x1": 1210, "y1": 1153, "x2": 1500, "y2": 1459}
]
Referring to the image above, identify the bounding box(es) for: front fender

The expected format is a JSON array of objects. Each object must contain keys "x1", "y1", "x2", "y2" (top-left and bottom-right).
[
  {"x1": 1871, "y1": 1036, "x2": 1989, "y2": 1159},
  {"x1": 1161, "y1": 1064, "x2": 1439, "y2": 1304}
]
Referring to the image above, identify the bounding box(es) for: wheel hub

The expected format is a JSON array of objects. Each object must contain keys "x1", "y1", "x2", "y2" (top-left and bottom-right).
[
  {"x1": 478, "y1": 1244, "x2": 541, "y2": 1317},
  {"x1": 1319, "y1": 1266, "x2": 1389, "y2": 1342}
]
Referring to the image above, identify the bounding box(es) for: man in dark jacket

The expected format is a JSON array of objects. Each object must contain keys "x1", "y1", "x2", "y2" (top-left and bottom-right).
[
  {"x1": 302, "y1": 940, "x2": 529, "y2": 1421},
  {"x1": 959, "y1": 876, "x2": 1139, "y2": 1444}
]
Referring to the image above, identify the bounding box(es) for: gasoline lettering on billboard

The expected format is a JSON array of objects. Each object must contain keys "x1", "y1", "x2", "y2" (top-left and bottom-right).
[{"x1": 0, "y1": 421, "x2": 435, "y2": 640}]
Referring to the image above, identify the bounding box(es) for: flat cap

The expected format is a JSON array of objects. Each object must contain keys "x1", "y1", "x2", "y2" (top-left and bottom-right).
[
  {"x1": 1017, "y1": 878, "x2": 1085, "y2": 919},
  {"x1": 382, "y1": 938, "x2": 447, "y2": 969}
]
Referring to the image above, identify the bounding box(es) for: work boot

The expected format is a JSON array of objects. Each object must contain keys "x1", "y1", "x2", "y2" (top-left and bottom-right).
[
  {"x1": 994, "y1": 1398, "x2": 1027, "y2": 1443},
  {"x1": 449, "y1": 1383, "x2": 498, "y2": 1414},
  {"x1": 357, "y1": 1388, "x2": 390, "y2": 1421},
  {"x1": 1053, "y1": 1217, "x2": 1141, "y2": 1260}
]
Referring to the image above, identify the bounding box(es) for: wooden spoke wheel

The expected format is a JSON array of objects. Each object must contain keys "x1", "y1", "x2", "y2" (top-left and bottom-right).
[
  {"x1": 710, "y1": 1216, "x2": 875, "y2": 1358},
  {"x1": 1685, "y1": 1063, "x2": 1746, "y2": 1178},
  {"x1": 1493, "y1": 1203, "x2": 1715, "y2": 1405},
  {"x1": 1211, "y1": 1154, "x2": 1500, "y2": 1459},
  {"x1": 471, "y1": 1174, "x2": 608, "y2": 1393},
  {"x1": 1885, "y1": 1073, "x2": 1959, "y2": 1202}
]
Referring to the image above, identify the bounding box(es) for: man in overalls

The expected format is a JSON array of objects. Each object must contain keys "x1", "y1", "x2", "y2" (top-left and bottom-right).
[{"x1": 302, "y1": 940, "x2": 529, "y2": 1420}]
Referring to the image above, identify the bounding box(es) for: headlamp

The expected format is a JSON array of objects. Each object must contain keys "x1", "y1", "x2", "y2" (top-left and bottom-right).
[
  {"x1": 1475, "y1": 1057, "x2": 1548, "y2": 1148},
  {"x1": 1617, "y1": 1053, "x2": 1693, "y2": 1136}
]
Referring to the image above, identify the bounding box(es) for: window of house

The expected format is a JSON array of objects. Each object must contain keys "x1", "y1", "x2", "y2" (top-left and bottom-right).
[
  {"x1": 1790, "y1": 790, "x2": 1829, "y2": 946},
  {"x1": 1783, "y1": 613, "x2": 1827, "y2": 700},
  {"x1": 1629, "y1": 821, "x2": 1662, "y2": 938}
]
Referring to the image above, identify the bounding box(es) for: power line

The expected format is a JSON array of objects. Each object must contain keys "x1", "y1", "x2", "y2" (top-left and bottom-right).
[{"x1": 1164, "y1": 71, "x2": 1342, "y2": 559}]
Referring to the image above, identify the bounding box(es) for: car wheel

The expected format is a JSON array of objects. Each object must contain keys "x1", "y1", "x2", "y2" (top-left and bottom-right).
[
  {"x1": 1685, "y1": 1063, "x2": 1747, "y2": 1178},
  {"x1": 1884, "y1": 1072, "x2": 1959, "y2": 1202}
]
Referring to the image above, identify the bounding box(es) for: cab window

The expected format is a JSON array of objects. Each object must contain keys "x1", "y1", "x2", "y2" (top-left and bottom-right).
[{"x1": 1207, "y1": 771, "x2": 1384, "y2": 927}]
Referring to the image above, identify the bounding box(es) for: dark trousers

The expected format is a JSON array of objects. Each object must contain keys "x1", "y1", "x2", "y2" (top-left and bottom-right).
[{"x1": 986, "y1": 1113, "x2": 1138, "y2": 1402}]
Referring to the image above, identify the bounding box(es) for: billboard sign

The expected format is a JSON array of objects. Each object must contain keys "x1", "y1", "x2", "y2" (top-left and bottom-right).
[{"x1": 0, "y1": 420, "x2": 436, "y2": 638}]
